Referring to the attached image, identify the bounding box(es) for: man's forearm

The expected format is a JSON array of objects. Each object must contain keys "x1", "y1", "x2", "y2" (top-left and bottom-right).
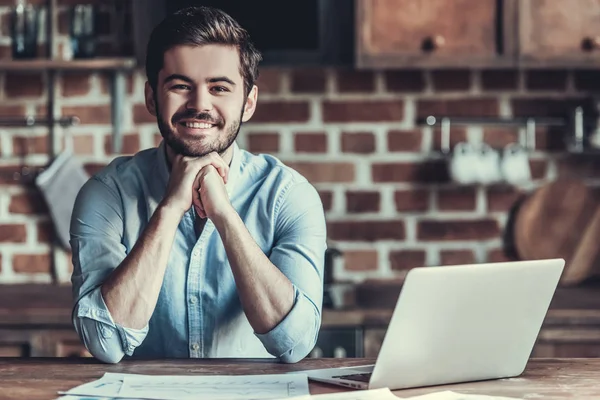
[
  {"x1": 212, "y1": 209, "x2": 295, "y2": 334},
  {"x1": 101, "y1": 204, "x2": 182, "y2": 329}
]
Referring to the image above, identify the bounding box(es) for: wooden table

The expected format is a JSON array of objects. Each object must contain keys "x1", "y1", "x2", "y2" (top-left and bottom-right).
[{"x1": 0, "y1": 358, "x2": 599, "y2": 399}]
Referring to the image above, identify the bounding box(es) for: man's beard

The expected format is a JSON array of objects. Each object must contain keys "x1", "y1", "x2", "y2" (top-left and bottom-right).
[{"x1": 157, "y1": 106, "x2": 243, "y2": 157}]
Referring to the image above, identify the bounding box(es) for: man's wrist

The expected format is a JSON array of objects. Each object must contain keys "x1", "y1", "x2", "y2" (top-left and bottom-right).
[{"x1": 211, "y1": 205, "x2": 238, "y2": 230}]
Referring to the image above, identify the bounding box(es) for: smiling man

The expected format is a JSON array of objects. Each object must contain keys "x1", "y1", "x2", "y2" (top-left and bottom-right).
[{"x1": 69, "y1": 6, "x2": 326, "y2": 364}]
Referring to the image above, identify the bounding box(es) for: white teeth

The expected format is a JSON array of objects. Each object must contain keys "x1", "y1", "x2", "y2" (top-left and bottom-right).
[{"x1": 184, "y1": 122, "x2": 213, "y2": 129}]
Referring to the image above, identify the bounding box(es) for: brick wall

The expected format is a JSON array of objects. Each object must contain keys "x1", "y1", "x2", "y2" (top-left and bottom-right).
[
  {"x1": 0, "y1": 3, "x2": 600, "y2": 285},
  {"x1": 2, "y1": 66, "x2": 600, "y2": 284}
]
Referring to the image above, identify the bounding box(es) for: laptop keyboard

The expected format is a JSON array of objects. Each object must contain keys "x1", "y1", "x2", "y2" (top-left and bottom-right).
[{"x1": 331, "y1": 372, "x2": 372, "y2": 383}]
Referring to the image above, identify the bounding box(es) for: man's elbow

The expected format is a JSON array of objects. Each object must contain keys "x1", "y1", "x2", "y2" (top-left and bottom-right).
[
  {"x1": 75, "y1": 318, "x2": 126, "y2": 364},
  {"x1": 88, "y1": 344, "x2": 125, "y2": 364}
]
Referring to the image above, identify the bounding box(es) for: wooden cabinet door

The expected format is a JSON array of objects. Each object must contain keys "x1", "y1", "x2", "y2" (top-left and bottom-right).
[
  {"x1": 518, "y1": 0, "x2": 600, "y2": 64},
  {"x1": 357, "y1": 0, "x2": 504, "y2": 68}
]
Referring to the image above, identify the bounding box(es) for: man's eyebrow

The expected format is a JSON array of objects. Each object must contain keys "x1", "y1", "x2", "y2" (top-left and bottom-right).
[
  {"x1": 208, "y1": 76, "x2": 236, "y2": 86},
  {"x1": 163, "y1": 74, "x2": 194, "y2": 84}
]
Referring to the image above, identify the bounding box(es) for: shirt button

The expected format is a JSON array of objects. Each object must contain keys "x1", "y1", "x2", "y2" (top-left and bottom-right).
[
  {"x1": 191, "y1": 343, "x2": 199, "y2": 351},
  {"x1": 190, "y1": 296, "x2": 197, "y2": 304},
  {"x1": 193, "y1": 250, "x2": 200, "y2": 257}
]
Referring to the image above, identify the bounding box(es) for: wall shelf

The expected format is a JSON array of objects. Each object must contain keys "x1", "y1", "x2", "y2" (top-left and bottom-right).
[{"x1": 0, "y1": 58, "x2": 136, "y2": 71}]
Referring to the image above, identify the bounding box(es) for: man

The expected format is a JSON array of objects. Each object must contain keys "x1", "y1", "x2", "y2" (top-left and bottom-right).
[{"x1": 70, "y1": 6, "x2": 326, "y2": 364}]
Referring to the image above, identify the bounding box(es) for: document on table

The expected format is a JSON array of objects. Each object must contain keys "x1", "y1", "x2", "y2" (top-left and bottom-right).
[
  {"x1": 272, "y1": 387, "x2": 398, "y2": 399},
  {"x1": 58, "y1": 372, "x2": 310, "y2": 400},
  {"x1": 400, "y1": 391, "x2": 522, "y2": 400}
]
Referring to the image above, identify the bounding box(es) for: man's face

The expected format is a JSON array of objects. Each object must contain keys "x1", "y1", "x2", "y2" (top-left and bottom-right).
[{"x1": 145, "y1": 44, "x2": 257, "y2": 157}]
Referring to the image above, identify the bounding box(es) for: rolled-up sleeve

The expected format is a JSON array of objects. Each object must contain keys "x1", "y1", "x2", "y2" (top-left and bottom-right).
[
  {"x1": 255, "y1": 179, "x2": 326, "y2": 363},
  {"x1": 70, "y1": 176, "x2": 149, "y2": 363}
]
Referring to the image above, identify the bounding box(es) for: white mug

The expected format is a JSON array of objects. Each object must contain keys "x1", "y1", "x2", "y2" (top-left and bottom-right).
[
  {"x1": 449, "y1": 142, "x2": 478, "y2": 184},
  {"x1": 476, "y1": 143, "x2": 502, "y2": 185},
  {"x1": 501, "y1": 143, "x2": 531, "y2": 184}
]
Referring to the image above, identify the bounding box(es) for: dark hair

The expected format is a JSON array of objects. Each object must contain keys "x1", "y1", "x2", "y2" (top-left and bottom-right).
[{"x1": 145, "y1": 6, "x2": 262, "y2": 97}]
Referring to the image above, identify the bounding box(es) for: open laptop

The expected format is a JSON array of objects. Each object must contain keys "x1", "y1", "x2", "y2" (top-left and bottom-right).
[{"x1": 304, "y1": 258, "x2": 565, "y2": 390}]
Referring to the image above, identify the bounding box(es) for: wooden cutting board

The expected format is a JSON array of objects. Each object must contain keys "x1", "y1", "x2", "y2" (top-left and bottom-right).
[{"x1": 512, "y1": 179, "x2": 600, "y2": 285}]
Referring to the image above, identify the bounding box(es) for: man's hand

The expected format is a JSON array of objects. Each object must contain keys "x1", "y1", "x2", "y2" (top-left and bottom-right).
[
  {"x1": 160, "y1": 153, "x2": 229, "y2": 218},
  {"x1": 193, "y1": 164, "x2": 233, "y2": 220}
]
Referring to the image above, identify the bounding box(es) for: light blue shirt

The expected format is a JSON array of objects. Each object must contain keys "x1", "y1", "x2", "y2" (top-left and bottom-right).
[{"x1": 70, "y1": 141, "x2": 326, "y2": 364}]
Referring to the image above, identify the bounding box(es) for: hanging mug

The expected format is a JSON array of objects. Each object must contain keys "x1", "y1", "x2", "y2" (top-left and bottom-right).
[{"x1": 501, "y1": 143, "x2": 531, "y2": 184}]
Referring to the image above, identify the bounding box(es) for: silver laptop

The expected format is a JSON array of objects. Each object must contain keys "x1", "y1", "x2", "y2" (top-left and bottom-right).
[{"x1": 304, "y1": 258, "x2": 565, "y2": 390}]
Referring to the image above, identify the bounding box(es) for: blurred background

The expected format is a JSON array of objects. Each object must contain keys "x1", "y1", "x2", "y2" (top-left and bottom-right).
[{"x1": 2, "y1": 0, "x2": 600, "y2": 361}]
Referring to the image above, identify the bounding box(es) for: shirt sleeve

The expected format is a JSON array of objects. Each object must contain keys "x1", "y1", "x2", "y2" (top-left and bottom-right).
[
  {"x1": 255, "y1": 179, "x2": 327, "y2": 363},
  {"x1": 70, "y1": 176, "x2": 149, "y2": 363}
]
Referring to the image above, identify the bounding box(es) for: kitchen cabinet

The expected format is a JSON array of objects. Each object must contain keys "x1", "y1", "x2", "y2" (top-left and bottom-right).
[
  {"x1": 357, "y1": 0, "x2": 600, "y2": 68},
  {"x1": 356, "y1": 0, "x2": 508, "y2": 68},
  {"x1": 516, "y1": 0, "x2": 600, "y2": 65}
]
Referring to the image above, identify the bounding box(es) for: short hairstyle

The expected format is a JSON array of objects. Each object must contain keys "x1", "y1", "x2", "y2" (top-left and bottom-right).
[{"x1": 145, "y1": 6, "x2": 262, "y2": 97}]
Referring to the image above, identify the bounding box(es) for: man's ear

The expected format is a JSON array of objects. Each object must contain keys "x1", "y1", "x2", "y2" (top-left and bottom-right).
[
  {"x1": 145, "y1": 81, "x2": 157, "y2": 117},
  {"x1": 241, "y1": 85, "x2": 258, "y2": 123}
]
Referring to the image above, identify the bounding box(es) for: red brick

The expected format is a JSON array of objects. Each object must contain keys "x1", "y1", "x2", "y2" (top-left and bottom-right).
[
  {"x1": 336, "y1": 70, "x2": 375, "y2": 93},
  {"x1": 0, "y1": 45, "x2": 11, "y2": 59},
  {"x1": 0, "y1": 166, "x2": 23, "y2": 184},
  {"x1": 12, "y1": 136, "x2": 48, "y2": 155},
  {"x1": 255, "y1": 68, "x2": 284, "y2": 94},
  {"x1": 511, "y1": 98, "x2": 590, "y2": 118},
  {"x1": 341, "y1": 132, "x2": 375, "y2": 153},
  {"x1": 535, "y1": 126, "x2": 567, "y2": 152},
  {"x1": 4, "y1": 72, "x2": 44, "y2": 98},
  {"x1": 37, "y1": 221, "x2": 53, "y2": 244},
  {"x1": 328, "y1": 221, "x2": 405, "y2": 241},
  {"x1": 437, "y1": 187, "x2": 477, "y2": 211},
  {"x1": 344, "y1": 250, "x2": 378, "y2": 271},
  {"x1": 387, "y1": 130, "x2": 422, "y2": 152},
  {"x1": 525, "y1": 70, "x2": 568, "y2": 91},
  {"x1": 433, "y1": 126, "x2": 468, "y2": 152},
  {"x1": 574, "y1": 69, "x2": 600, "y2": 91},
  {"x1": 0, "y1": 105, "x2": 26, "y2": 118},
  {"x1": 84, "y1": 163, "x2": 107, "y2": 176},
  {"x1": 483, "y1": 127, "x2": 519, "y2": 149},
  {"x1": 0, "y1": 224, "x2": 27, "y2": 243},
  {"x1": 133, "y1": 104, "x2": 155, "y2": 124},
  {"x1": 418, "y1": 98, "x2": 499, "y2": 119},
  {"x1": 440, "y1": 250, "x2": 476, "y2": 266},
  {"x1": 481, "y1": 70, "x2": 518, "y2": 91},
  {"x1": 385, "y1": 70, "x2": 425, "y2": 92},
  {"x1": 294, "y1": 132, "x2": 327, "y2": 153},
  {"x1": 104, "y1": 134, "x2": 140, "y2": 155},
  {"x1": 389, "y1": 250, "x2": 426, "y2": 270},
  {"x1": 252, "y1": 101, "x2": 310, "y2": 123},
  {"x1": 9, "y1": 192, "x2": 48, "y2": 215},
  {"x1": 291, "y1": 68, "x2": 326, "y2": 93},
  {"x1": 60, "y1": 72, "x2": 92, "y2": 97},
  {"x1": 285, "y1": 162, "x2": 355, "y2": 183},
  {"x1": 487, "y1": 185, "x2": 524, "y2": 212},
  {"x1": 557, "y1": 158, "x2": 600, "y2": 179},
  {"x1": 487, "y1": 248, "x2": 514, "y2": 263},
  {"x1": 247, "y1": 132, "x2": 279, "y2": 153},
  {"x1": 346, "y1": 191, "x2": 380, "y2": 213},
  {"x1": 71, "y1": 135, "x2": 95, "y2": 155},
  {"x1": 62, "y1": 105, "x2": 111, "y2": 125},
  {"x1": 12, "y1": 253, "x2": 51, "y2": 274},
  {"x1": 323, "y1": 100, "x2": 404, "y2": 122},
  {"x1": 372, "y1": 161, "x2": 449, "y2": 183},
  {"x1": 431, "y1": 70, "x2": 471, "y2": 92},
  {"x1": 318, "y1": 190, "x2": 333, "y2": 212},
  {"x1": 394, "y1": 189, "x2": 430, "y2": 212},
  {"x1": 530, "y1": 159, "x2": 547, "y2": 179},
  {"x1": 0, "y1": 12, "x2": 10, "y2": 36},
  {"x1": 418, "y1": 219, "x2": 500, "y2": 241}
]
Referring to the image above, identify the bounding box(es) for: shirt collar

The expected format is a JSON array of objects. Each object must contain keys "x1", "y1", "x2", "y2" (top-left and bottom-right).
[{"x1": 156, "y1": 140, "x2": 241, "y2": 197}]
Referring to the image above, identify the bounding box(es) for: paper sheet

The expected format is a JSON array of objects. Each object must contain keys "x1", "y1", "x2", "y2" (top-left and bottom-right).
[
  {"x1": 402, "y1": 391, "x2": 522, "y2": 400},
  {"x1": 58, "y1": 372, "x2": 125, "y2": 397},
  {"x1": 117, "y1": 373, "x2": 310, "y2": 400},
  {"x1": 274, "y1": 388, "x2": 399, "y2": 400}
]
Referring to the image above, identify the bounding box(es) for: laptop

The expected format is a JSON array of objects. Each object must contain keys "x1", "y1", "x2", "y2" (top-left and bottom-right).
[{"x1": 304, "y1": 258, "x2": 565, "y2": 390}]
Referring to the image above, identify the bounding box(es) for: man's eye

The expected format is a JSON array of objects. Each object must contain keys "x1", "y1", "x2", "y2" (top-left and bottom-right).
[
  {"x1": 172, "y1": 84, "x2": 191, "y2": 90},
  {"x1": 212, "y1": 86, "x2": 229, "y2": 93}
]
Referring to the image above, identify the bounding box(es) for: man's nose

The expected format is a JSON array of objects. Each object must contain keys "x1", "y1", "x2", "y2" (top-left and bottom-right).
[{"x1": 187, "y1": 88, "x2": 212, "y2": 112}]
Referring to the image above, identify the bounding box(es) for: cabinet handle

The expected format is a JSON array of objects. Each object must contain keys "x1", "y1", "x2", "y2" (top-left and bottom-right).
[
  {"x1": 582, "y1": 36, "x2": 600, "y2": 51},
  {"x1": 422, "y1": 35, "x2": 446, "y2": 52}
]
